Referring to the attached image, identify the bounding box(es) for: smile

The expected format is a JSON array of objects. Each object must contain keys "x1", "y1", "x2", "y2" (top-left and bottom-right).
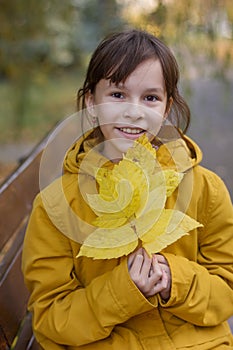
[{"x1": 118, "y1": 127, "x2": 144, "y2": 134}]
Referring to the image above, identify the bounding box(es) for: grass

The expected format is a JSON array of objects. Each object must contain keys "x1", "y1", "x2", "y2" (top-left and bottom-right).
[{"x1": 0, "y1": 69, "x2": 84, "y2": 144}]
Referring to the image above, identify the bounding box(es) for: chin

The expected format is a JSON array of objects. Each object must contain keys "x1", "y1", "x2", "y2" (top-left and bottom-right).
[
  {"x1": 119, "y1": 138, "x2": 135, "y2": 153},
  {"x1": 103, "y1": 138, "x2": 135, "y2": 161}
]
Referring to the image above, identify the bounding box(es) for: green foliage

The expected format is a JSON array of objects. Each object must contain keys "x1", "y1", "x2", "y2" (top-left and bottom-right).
[
  {"x1": 0, "y1": 69, "x2": 83, "y2": 142},
  {"x1": 0, "y1": 0, "x2": 126, "y2": 142}
]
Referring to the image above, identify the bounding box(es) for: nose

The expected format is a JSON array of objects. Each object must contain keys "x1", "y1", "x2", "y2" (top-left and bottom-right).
[{"x1": 123, "y1": 103, "x2": 145, "y2": 121}]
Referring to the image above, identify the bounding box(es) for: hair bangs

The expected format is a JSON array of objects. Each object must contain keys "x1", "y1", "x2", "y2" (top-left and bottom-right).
[{"x1": 104, "y1": 37, "x2": 157, "y2": 85}]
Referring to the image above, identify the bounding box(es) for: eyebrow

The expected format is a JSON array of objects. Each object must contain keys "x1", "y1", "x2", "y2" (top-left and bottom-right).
[
  {"x1": 144, "y1": 87, "x2": 165, "y2": 95},
  {"x1": 109, "y1": 82, "x2": 165, "y2": 94}
]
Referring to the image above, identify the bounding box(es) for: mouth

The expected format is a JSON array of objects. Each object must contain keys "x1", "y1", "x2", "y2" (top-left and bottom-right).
[{"x1": 117, "y1": 127, "x2": 145, "y2": 136}]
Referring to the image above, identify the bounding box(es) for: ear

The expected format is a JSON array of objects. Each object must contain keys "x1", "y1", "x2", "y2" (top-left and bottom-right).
[
  {"x1": 164, "y1": 97, "x2": 173, "y2": 119},
  {"x1": 85, "y1": 91, "x2": 97, "y2": 117}
]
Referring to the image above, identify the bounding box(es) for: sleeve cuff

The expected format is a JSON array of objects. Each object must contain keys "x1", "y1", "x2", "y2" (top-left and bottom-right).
[{"x1": 108, "y1": 258, "x2": 158, "y2": 317}]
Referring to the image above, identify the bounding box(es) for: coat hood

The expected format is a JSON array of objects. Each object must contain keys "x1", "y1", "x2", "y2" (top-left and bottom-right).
[{"x1": 63, "y1": 131, "x2": 202, "y2": 177}]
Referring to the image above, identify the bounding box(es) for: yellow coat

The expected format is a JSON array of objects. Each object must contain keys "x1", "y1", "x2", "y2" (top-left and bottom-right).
[{"x1": 22, "y1": 134, "x2": 233, "y2": 349}]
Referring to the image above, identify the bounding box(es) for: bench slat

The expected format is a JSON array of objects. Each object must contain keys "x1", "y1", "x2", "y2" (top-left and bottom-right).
[
  {"x1": 0, "y1": 248, "x2": 29, "y2": 345},
  {"x1": 0, "y1": 154, "x2": 41, "y2": 252},
  {"x1": 0, "y1": 130, "x2": 51, "y2": 350}
]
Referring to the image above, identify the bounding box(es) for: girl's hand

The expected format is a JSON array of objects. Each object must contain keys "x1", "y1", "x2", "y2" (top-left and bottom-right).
[{"x1": 127, "y1": 249, "x2": 171, "y2": 299}]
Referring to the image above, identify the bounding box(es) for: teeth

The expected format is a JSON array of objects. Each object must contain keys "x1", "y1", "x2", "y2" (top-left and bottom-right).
[{"x1": 120, "y1": 128, "x2": 143, "y2": 134}]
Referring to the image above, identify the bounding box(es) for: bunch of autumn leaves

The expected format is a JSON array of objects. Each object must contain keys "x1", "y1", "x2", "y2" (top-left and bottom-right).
[{"x1": 77, "y1": 135, "x2": 202, "y2": 259}]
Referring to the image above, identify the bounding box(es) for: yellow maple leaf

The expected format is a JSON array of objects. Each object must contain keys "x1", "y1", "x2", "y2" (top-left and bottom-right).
[
  {"x1": 86, "y1": 179, "x2": 133, "y2": 214},
  {"x1": 140, "y1": 209, "x2": 201, "y2": 255},
  {"x1": 125, "y1": 134, "x2": 157, "y2": 175},
  {"x1": 77, "y1": 135, "x2": 203, "y2": 259},
  {"x1": 78, "y1": 225, "x2": 138, "y2": 259}
]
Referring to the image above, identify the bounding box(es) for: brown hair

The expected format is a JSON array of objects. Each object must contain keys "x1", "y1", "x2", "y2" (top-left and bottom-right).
[{"x1": 77, "y1": 29, "x2": 190, "y2": 134}]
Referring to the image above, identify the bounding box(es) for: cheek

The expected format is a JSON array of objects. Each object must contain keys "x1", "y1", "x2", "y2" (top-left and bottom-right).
[
  {"x1": 97, "y1": 103, "x2": 125, "y2": 128},
  {"x1": 99, "y1": 124, "x2": 112, "y2": 140},
  {"x1": 148, "y1": 110, "x2": 164, "y2": 130},
  {"x1": 96, "y1": 103, "x2": 117, "y2": 121},
  {"x1": 153, "y1": 108, "x2": 164, "y2": 119}
]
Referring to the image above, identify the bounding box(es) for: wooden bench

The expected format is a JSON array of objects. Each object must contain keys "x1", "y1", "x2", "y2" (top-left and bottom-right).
[{"x1": 0, "y1": 136, "x2": 49, "y2": 349}]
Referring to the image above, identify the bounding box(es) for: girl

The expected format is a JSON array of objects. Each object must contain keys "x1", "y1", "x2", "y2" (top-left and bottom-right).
[{"x1": 22, "y1": 29, "x2": 233, "y2": 349}]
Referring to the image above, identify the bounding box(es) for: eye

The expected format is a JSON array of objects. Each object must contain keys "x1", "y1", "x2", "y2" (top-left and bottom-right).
[
  {"x1": 145, "y1": 95, "x2": 158, "y2": 102},
  {"x1": 112, "y1": 92, "x2": 124, "y2": 99}
]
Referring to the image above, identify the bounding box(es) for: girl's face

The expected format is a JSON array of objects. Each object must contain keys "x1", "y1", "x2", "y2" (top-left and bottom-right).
[{"x1": 86, "y1": 59, "x2": 171, "y2": 161}]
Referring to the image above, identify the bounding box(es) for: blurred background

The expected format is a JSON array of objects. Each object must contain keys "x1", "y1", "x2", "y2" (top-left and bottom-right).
[{"x1": 0, "y1": 0, "x2": 233, "y2": 198}]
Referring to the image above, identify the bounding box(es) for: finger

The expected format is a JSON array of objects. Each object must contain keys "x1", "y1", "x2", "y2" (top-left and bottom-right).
[
  {"x1": 129, "y1": 254, "x2": 151, "y2": 293},
  {"x1": 127, "y1": 254, "x2": 135, "y2": 269},
  {"x1": 153, "y1": 270, "x2": 169, "y2": 294},
  {"x1": 158, "y1": 263, "x2": 170, "y2": 275},
  {"x1": 159, "y1": 270, "x2": 171, "y2": 301},
  {"x1": 129, "y1": 253, "x2": 144, "y2": 277},
  {"x1": 140, "y1": 250, "x2": 152, "y2": 276},
  {"x1": 127, "y1": 248, "x2": 143, "y2": 269},
  {"x1": 145, "y1": 277, "x2": 168, "y2": 297},
  {"x1": 157, "y1": 256, "x2": 171, "y2": 280},
  {"x1": 149, "y1": 255, "x2": 163, "y2": 282},
  {"x1": 156, "y1": 254, "x2": 168, "y2": 265}
]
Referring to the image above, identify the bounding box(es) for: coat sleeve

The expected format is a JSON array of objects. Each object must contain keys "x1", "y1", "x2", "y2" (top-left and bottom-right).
[
  {"x1": 22, "y1": 195, "x2": 157, "y2": 347},
  {"x1": 160, "y1": 172, "x2": 233, "y2": 326}
]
